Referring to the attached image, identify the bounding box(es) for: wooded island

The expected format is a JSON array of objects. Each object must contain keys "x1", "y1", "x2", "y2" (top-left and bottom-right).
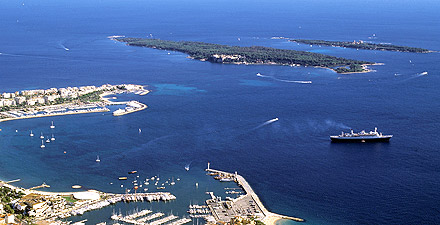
[{"x1": 114, "y1": 37, "x2": 373, "y2": 73}]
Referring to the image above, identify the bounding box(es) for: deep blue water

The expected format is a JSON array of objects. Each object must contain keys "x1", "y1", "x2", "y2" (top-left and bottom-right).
[{"x1": 1, "y1": 0, "x2": 440, "y2": 224}]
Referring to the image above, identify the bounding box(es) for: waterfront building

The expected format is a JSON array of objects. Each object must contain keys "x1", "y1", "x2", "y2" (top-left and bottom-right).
[
  {"x1": 35, "y1": 97, "x2": 45, "y2": 104},
  {"x1": 26, "y1": 99, "x2": 38, "y2": 106},
  {"x1": 1, "y1": 99, "x2": 16, "y2": 106},
  {"x1": 1, "y1": 93, "x2": 15, "y2": 99},
  {"x1": 44, "y1": 95, "x2": 60, "y2": 104},
  {"x1": 44, "y1": 88, "x2": 58, "y2": 95},
  {"x1": 14, "y1": 97, "x2": 26, "y2": 105}
]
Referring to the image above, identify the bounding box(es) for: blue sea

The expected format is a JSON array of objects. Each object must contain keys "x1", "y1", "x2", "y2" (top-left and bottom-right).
[{"x1": 1, "y1": 0, "x2": 440, "y2": 224}]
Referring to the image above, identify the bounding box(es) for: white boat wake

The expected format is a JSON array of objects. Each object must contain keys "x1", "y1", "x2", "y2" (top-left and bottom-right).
[
  {"x1": 398, "y1": 71, "x2": 428, "y2": 82},
  {"x1": 252, "y1": 118, "x2": 279, "y2": 130},
  {"x1": 256, "y1": 73, "x2": 312, "y2": 84}
]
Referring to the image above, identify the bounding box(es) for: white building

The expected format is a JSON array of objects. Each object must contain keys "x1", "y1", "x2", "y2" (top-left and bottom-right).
[
  {"x1": 1, "y1": 93, "x2": 13, "y2": 99},
  {"x1": 5, "y1": 214, "x2": 15, "y2": 224},
  {"x1": 44, "y1": 95, "x2": 60, "y2": 104},
  {"x1": 14, "y1": 96, "x2": 26, "y2": 105},
  {"x1": 1, "y1": 99, "x2": 16, "y2": 106},
  {"x1": 44, "y1": 88, "x2": 58, "y2": 94}
]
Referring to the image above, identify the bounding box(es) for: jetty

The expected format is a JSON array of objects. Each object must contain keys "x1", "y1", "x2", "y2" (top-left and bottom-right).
[
  {"x1": 205, "y1": 163, "x2": 304, "y2": 224},
  {"x1": 137, "y1": 213, "x2": 164, "y2": 223},
  {"x1": 111, "y1": 210, "x2": 190, "y2": 225},
  {"x1": 29, "y1": 183, "x2": 51, "y2": 190}
]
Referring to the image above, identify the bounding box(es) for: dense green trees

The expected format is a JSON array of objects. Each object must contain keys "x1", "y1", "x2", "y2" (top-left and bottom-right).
[
  {"x1": 290, "y1": 39, "x2": 431, "y2": 53},
  {"x1": 116, "y1": 38, "x2": 372, "y2": 72},
  {"x1": 0, "y1": 186, "x2": 24, "y2": 204},
  {"x1": 334, "y1": 64, "x2": 365, "y2": 73}
]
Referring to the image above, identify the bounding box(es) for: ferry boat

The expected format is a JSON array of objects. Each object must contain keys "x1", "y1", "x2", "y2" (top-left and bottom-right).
[
  {"x1": 330, "y1": 127, "x2": 392, "y2": 142},
  {"x1": 128, "y1": 170, "x2": 137, "y2": 174},
  {"x1": 118, "y1": 177, "x2": 128, "y2": 180}
]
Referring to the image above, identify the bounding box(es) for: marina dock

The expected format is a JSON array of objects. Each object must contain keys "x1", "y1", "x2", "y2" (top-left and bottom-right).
[
  {"x1": 29, "y1": 183, "x2": 51, "y2": 190},
  {"x1": 111, "y1": 209, "x2": 190, "y2": 225},
  {"x1": 205, "y1": 163, "x2": 304, "y2": 223}
]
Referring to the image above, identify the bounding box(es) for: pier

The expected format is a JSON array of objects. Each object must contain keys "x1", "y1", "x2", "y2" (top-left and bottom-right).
[
  {"x1": 111, "y1": 210, "x2": 190, "y2": 225},
  {"x1": 29, "y1": 183, "x2": 51, "y2": 190},
  {"x1": 149, "y1": 215, "x2": 178, "y2": 225},
  {"x1": 136, "y1": 213, "x2": 164, "y2": 223},
  {"x1": 205, "y1": 163, "x2": 304, "y2": 224},
  {"x1": 4, "y1": 179, "x2": 21, "y2": 184}
]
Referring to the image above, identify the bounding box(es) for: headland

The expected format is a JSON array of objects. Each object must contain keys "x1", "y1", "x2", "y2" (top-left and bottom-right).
[{"x1": 0, "y1": 84, "x2": 149, "y2": 123}]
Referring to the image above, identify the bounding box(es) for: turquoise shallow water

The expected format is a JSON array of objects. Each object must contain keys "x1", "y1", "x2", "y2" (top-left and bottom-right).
[{"x1": 1, "y1": 0, "x2": 440, "y2": 224}]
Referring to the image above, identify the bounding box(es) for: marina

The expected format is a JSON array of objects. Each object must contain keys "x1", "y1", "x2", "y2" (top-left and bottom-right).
[
  {"x1": 0, "y1": 84, "x2": 149, "y2": 123},
  {"x1": 111, "y1": 209, "x2": 190, "y2": 225},
  {"x1": 205, "y1": 163, "x2": 304, "y2": 224}
]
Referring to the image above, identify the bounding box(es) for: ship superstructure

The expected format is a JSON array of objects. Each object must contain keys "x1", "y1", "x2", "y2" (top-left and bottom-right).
[{"x1": 330, "y1": 127, "x2": 392, "y2": 142}]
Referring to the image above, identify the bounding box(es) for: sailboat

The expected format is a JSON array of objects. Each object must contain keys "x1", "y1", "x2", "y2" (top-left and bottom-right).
[
  {"x1": 51, "y1": 134, "x2": 55, "y2": 141},
  {"x1": 139, "y1": 128, "x2": 142, "y2": 133},
  {"x1": 46, "y1": 136, "x2": 51, "y2": 143},
  {"x1": 50, "y1": 121, "x2": 55, "y2": 129},
  {"x1": 30, "y1": 130, "x2": 34, "y2": 137},
  {"x1": 40, "y1": 140, "x2": 45, "y2": 148},
  {"x1": 96, "y1": 156, "x2": 101, "y2": 162},
  {"x1": 40, "y1": 132, "x2": 44, "y2": 139}
]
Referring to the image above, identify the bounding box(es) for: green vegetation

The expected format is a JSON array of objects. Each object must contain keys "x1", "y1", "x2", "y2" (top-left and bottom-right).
[
  {"x1": 116, "y1": 38, "x2": 372, "y2": 73},
  {"x1": 229, "y1": 217, "x2": 265, "y2": 225},
  {"x1": 77, "y1": 90, "x2": 103, "y2": 103},
  {"x1": 290, "y1": 39, "x2": 432, "y2": 53},
  {"x1": 255, "y1": 220, "x2": 265, "y2": 225},
  {"x1": 1, "y1": 186, "x2": 24, "y2": 204},
  {"x1": 334, "y1": 64, "x2": 366, "y2": 73},
  {"x1": 61, "y1": 196, "x2": 77, "y2": 203}
]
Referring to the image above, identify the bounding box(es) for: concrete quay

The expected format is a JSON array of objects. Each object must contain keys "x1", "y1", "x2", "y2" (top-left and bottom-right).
[{"x1": 205, "y1": 163, "x2": 304, "y2": 224}]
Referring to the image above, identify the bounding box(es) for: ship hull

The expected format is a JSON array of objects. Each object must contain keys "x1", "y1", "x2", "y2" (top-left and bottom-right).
[{"x1": 330, "y1": 136, "x2": 391, "y2": 143}]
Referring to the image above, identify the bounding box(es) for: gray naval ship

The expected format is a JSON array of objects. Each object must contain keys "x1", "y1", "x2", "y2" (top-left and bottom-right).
[{"x1": 330, "y1": 127, "x2": 392, "y2": 142}]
